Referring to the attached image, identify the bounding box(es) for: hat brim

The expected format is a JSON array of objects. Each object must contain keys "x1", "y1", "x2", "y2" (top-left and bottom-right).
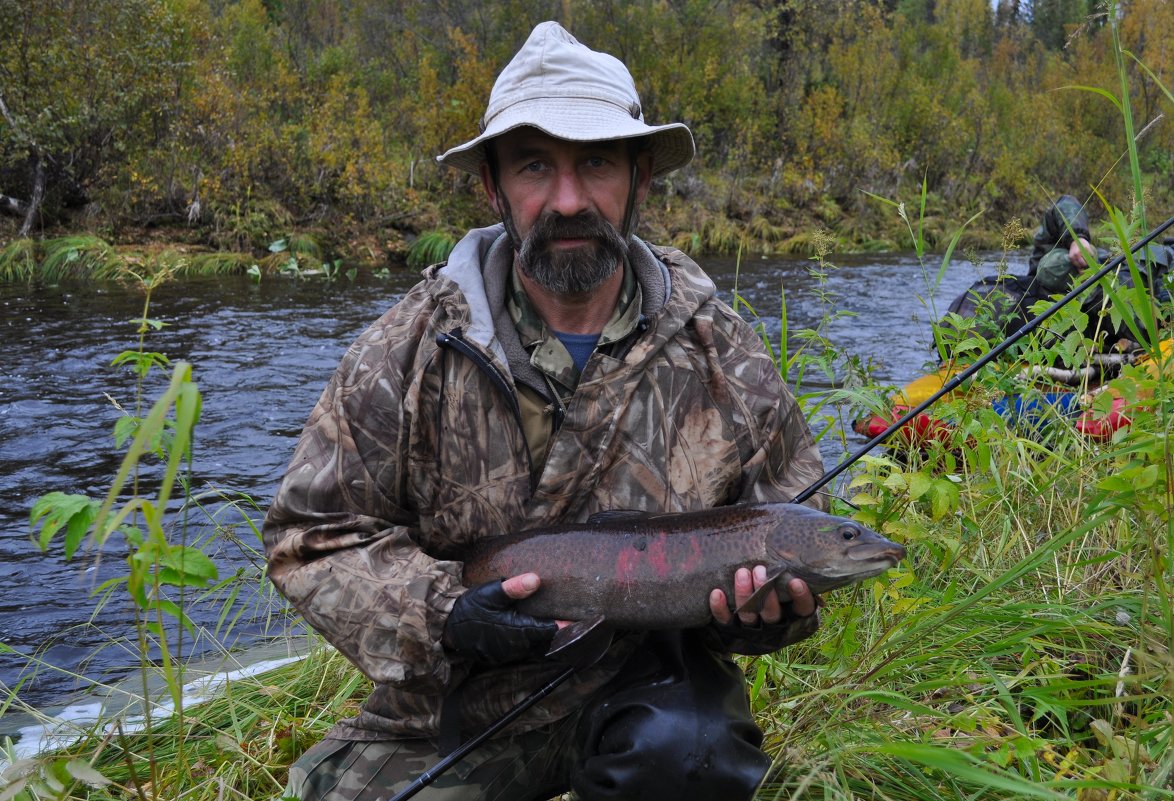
[{"x1": 437, "y1": 96, "x2": 694, "y2": 179}]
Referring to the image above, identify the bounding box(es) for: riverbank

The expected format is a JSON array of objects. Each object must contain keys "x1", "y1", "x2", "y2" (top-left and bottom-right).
[
  {"x1": 0, "y1": 191, "x2": 1011, "y2": 284},
  {"x1": 0, "y1": 640, "x2": 309, "y2": 770}
]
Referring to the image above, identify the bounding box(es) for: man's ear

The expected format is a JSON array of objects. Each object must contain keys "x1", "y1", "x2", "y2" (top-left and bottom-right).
[
  {"x1": 635, "y1": 150, "x2": 654, "y2": 204},
  {"x1": 480, "y1": 162, "x2": 502, "y2": 216}
]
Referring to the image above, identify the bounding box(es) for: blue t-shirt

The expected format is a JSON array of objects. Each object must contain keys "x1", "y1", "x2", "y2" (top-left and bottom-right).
[{"x1": 552, "y1": 330, "x2": 601, "y2": 372}]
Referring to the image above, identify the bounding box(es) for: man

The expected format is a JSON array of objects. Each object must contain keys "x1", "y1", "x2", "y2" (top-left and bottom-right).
[
  {"x1": 1027, "y1": 194, "x2": 1098, "y2": 297},
  {"x1": 264, "y1": 21, "x2": 826, "y2": 801},
  {"x1": 1026, "y1": 195, "x2": 1171, "y2": 343}
]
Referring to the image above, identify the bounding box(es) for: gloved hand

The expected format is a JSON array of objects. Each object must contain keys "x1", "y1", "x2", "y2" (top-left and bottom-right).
[{"x1": 442, "y1": 580, "x2": 558, "y2": 666}]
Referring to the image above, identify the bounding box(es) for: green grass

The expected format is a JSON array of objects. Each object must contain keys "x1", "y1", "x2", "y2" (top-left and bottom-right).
[
  {"x1": 405, "y1": 229, "x2": 457, "y2": 269},
  {"x1": 0, "y1": 237, "x2": 321, "y2": 283},
  {"x1": 0, "y1": 238, "x2": 38, "y2": 280}
]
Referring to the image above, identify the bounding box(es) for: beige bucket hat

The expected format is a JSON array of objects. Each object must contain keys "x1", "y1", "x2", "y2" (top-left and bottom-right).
[{"x1": 437, "y1": 21, "x2": 695, "y2": 179}]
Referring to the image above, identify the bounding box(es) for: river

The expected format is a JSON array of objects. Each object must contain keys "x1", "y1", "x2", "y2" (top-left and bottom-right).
[{"x1": 0, "y1": 249, "x2": 985, "y2": 722}]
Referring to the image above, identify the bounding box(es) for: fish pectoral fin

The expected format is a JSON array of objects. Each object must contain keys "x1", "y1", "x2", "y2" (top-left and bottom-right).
[
  {"x1": 546, "y1": 614, "x2": 612, "y2": 669},
  {"x1": 733, "y1": 568, "x2": 794, "y2": 617}
]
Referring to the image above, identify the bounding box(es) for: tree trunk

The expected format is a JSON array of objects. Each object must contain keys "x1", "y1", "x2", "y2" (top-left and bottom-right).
[
  {"x1": 19, "y1": 157, "x2": 45, "y2": 237},
  {"x1": 0, "y1": 192, "x2": 27, "y2": 217}
]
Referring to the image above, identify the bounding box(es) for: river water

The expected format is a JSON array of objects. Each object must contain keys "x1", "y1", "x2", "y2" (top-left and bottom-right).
[{"x1": 0, "y1": 249, "x2": 985, "y2": 721}]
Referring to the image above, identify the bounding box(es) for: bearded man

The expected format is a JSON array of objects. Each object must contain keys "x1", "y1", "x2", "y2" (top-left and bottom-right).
[{"x1": 264, "y1": 20, "x2": 826, "y2": 801}]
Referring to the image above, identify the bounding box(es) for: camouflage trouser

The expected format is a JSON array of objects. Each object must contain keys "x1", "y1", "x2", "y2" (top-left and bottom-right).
[
  {"x1": 283, "y1": 632, "x2": 771, "y2": 801},
  {"x1": 283, "y1": 723, "x2": 576, "y2": 801}
]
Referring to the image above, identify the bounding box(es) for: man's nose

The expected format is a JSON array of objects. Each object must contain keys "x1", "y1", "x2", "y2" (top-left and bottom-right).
[{"x1": 549, "y1": 169, "x2": 591, "y2": 217}]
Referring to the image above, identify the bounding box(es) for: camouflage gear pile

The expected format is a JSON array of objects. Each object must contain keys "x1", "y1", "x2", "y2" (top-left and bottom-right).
[{"x1": 263, "y1": 223, "x2": 825, "y2": 745}]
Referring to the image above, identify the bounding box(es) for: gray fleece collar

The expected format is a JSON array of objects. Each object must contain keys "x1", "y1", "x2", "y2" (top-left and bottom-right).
[{"x1": 439, "y1": 224, "x2": 671, "y2": 392}]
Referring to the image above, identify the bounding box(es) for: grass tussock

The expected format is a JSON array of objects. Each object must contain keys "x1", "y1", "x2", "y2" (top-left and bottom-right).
[
  {"x1": 0, "y1": 238, "x2": 300, "y2": 283},
  {"x1": 0, "y1": 238, "x2": 38, "y2": 280},
  {"x1": 40, "y1": 237, "x2": 125, "y2": 281},
  {"x1": 406, "y1": 230, "x2": 458, "y2": 269}
]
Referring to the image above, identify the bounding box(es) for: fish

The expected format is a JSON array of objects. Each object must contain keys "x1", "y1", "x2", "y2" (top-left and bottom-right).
[{"x1": 461, "y1": 502, "x2": 906, "y2": 658}]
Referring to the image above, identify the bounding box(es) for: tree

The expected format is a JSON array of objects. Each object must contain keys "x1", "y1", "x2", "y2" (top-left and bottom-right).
[{"x1": 0, "y1": 0, "x2": 188, "y2": 235}]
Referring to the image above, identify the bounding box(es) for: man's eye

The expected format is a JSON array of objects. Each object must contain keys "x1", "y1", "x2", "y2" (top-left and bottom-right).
[
  {"x1": 586, "y1": 156, "x2": 608, "y2": 169},
  {"x1": 523, "y1": 161, "x2": 546, "y2": 173}
]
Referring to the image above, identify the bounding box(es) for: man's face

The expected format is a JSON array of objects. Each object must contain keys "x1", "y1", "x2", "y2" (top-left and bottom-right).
[{"x1": 481, "y1": 127, "x2": 651, "y2": 295}]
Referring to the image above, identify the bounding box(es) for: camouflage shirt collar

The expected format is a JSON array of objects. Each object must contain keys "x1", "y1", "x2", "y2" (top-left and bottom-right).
[{"x1": 507, "y1": 258, "x2": 643, "y2": 393}]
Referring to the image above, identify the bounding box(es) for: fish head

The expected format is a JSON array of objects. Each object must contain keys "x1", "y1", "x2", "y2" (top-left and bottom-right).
[{"x1": 764, "y1": 505, "x2": 907, "y2": 594}]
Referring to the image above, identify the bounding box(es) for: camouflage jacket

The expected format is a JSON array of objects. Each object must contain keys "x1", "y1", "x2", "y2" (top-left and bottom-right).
[
  {"x1": 1028, "y1": 193, "x2": 1089, "y2": 286},
  {"x1": 263, "y1": 224, "x2": 826, "y2": 741}
]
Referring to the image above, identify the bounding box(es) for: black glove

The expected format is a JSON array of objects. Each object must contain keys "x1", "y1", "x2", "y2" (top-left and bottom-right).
[{"x1": 442, "y1": 580, "x2": 558, "y2": 666}]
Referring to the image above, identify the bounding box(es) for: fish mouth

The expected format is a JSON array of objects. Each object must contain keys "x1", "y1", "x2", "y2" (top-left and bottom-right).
[
  {"x1": 845, "y1": 560, "x2": 901, "y2": 581},
  {"x1": 799, "y1": 544, "x2": 906, "y2": 587},
  {"x1": 848, "y1": 543, "x2": 907, "y2": 566}
]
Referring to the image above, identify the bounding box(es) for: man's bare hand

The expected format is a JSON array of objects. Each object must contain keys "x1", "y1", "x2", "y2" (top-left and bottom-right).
[
  {"x1": 1069, "y1": 237, "x2": 1093, "y2": 269},
  {"x1": 708, "y1": 568, "x2": 816, "y2": 626}
]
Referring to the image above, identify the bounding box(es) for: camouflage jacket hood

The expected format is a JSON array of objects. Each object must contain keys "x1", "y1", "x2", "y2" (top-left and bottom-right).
[{"x1": 263, "y1": 224, "x2": 825, "y2": 741}]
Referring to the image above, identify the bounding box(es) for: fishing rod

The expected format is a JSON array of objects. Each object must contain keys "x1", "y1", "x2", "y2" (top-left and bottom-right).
[
  {"x1": 385, "y1": 212, "x2": 1174, "y2": 800},
  {"x1": 792, "y1": 211, "x2": 1174, "y2": 506}
]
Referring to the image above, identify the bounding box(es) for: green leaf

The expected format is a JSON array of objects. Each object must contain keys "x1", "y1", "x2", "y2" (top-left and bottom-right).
[
  {"x1": 150, "y1": 599, "x2": 197, "y2": 637},
  {"x1": 112, "y1": 415, "x2": 140, "y2": 449},
  {"x1": 29, "y1": 493, "x2": 99, "y2": 556},
  {"x1": 906, "y1": 471, "x2": 932, "y2": 500},
  {"x1": 160, "y1": 544, "x2": 219, "y2": 586},
  {"x1": 929, "y1": 479, "x2": 960, "y2": 519},
  {"x1": 111, "y1": 350, "x2": 171, "y2": 378}
]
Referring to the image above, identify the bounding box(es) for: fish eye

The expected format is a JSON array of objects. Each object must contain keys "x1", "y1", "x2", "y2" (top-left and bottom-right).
[{"x1": 840, "y1": 526, "x2": 857, "y2": 541}]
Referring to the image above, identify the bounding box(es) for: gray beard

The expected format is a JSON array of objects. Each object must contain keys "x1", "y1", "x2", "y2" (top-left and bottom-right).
[{"x1": 516, "y1": 211, "x2": 629, "y2": 295}]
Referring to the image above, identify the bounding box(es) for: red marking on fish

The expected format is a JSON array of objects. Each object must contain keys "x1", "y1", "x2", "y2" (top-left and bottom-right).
[
  {"x1": 615, "y1": 546, "x2": 641, "y2": 584},
  {"x1": 646, "y1": 536, "x2": 670, "y2": 579}
]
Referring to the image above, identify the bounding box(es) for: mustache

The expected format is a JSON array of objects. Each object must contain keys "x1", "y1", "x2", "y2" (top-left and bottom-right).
[{"x1": 526, "y1": 211, "x2": 623, "y2": 247}]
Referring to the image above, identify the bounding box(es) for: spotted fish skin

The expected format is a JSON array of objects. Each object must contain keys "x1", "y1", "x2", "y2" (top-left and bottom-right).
[{"x1": 461, "y1": 502, "x2": 906, "y2": 628}]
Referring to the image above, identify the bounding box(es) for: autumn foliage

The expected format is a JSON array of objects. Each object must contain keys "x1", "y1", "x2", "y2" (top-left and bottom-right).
[{"x1": 0, "y1": 0, "x2": 1171, "y2": 259}]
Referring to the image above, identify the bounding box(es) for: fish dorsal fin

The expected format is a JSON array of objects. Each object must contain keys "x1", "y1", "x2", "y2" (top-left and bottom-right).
[
  {"x1": 547, "y1": 615, "x2": 613, "y2": 669},
  {"x1": 586, "y1": 510, "x2": 649, "y2": 525},
  {"x1": 733, "y1": 568, "x2": 795, "y2": 616}
]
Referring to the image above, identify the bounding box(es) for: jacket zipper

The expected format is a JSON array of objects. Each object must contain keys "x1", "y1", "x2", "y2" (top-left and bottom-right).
[{"x1": 435, "y1": 329, "x2": 537, "y2": 479}]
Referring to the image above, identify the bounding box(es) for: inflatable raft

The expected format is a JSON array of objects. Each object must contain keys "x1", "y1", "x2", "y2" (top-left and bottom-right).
[{"x1": 853, "y1": 340, "x2": 1173, "y2": 448}]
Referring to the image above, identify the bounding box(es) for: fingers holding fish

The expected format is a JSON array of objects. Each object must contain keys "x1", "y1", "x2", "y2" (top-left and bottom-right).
[
  {"x1": 741, "y1": 566, "x2": 781, "y2": 625},
  {"x1": 707, "y1": 566, "x2": 777, "y2": 625},
  {"x1": 500, "y1": 572, "x2": 573, "y2": 630},
  {"x1": 709, "y1": 569, "x2": 817, "y2": 628},
  {"x1": 785, "y1": 576, "x2": 817, "y2": 618},
  {"x1": 500, "y1": 572, "x2": 541, "y2": 599}
]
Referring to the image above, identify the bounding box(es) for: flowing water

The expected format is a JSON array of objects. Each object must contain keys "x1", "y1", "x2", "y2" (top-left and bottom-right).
[{"x1": 0, "y1": 250, "x2": 987, "y2": 727}]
